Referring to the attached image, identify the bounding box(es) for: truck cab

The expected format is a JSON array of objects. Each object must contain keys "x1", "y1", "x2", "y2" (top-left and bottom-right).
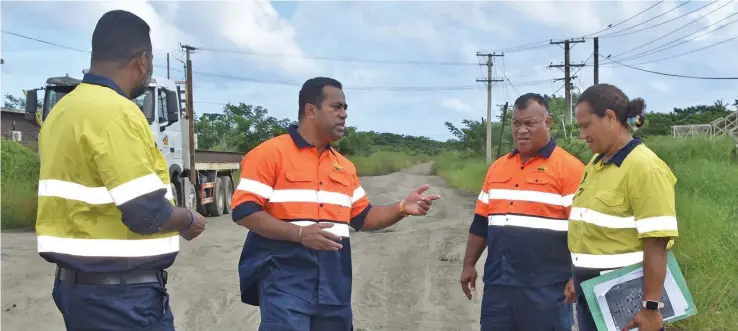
[{"x1": 23, "y1": 73, "x2": 242, "y2": 217}]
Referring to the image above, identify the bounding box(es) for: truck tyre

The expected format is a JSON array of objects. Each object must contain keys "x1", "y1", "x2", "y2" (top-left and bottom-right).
[
  {"x1": 170, "y1": 183, "x2": 179, "y2": 206},
  {"x1": 205, "y1": 177, "x2": 224, "y2": 217},
  {"x1": 219, "y1": 175, "x2": 233, "y2": 215},
  {"x1": 185, "y1": 181, "x2": 197, "y2": 212}
]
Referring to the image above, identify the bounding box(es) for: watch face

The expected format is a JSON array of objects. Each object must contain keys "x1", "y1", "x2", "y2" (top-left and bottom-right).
[{"x1": 645, "y1": 301, "x2": 660, "y2": 310}]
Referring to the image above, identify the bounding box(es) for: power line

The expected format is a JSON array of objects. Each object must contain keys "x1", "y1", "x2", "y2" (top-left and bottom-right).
[
  {"x1": 1, "y1": 30, "x2": 89, "y2": 53},
  {"x1": 613, "y1": 12, "x2": 738, "y2": 63},
  {"x1": 194, "y1": 46, "x2": 478, "y2": 66},
  {"x1": 607, "y1": 0, "x2": 735, "y2": 59},
  {"x1": 598, "y1": 1, "x2": 717, "y2": 38},
  {"x1": 599, "y1": 54, "x2": 738, "y2": 80},
  {"x1": 1, "y1": 29, "x2": 554, "y2": 92},
  {"x1": 612, "y1": 35, "x2": 738, "y2": 66},
  {"x1": 583, "y1": 1, "x2": 664, "y2": 38},
  {"x1": 592, "y1": 1, "x2": 693, "y2": 38}
]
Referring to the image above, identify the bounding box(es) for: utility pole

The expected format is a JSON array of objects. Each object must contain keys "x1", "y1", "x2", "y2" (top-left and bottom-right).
[
  {"x1": 476, "y1": 52, "x2": 504, "y2": 164},
  {"x1": 549, "y1": 39, "x2": 585, "y2": 125},
  {"x1": 594, "y1": 37, "x2": 599, "y2": 84},
  {"x1": 182, "y1": 44, "x2": 198, "y2": 186},
  {"x1": 496, "y1": 102, "x2": 510, "y2": 159}
]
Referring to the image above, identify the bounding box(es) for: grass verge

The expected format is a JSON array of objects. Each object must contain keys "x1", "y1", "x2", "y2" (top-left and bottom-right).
[
  {"x1": 2, "y1": 139, "x2": 40, "y2": 230},
  {"x1": 432, "y1": 136, "x2": 738, "y2": 330},
  {"x1": 350, "y1": 151, "x2": 433, "y2": 176}
]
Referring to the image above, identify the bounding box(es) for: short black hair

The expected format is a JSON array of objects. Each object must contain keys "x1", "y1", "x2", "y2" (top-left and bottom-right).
[
  {"x1": 577, "y1": 83, "x2": 646, "y2": 128},
  {"x1": 91, "y1": 10, "x2": 152, "y2": 65},
  {"x1": 298, "y1": 77, "x2": 343, "y2": 121},
  {"x1": 514, "y1": 92, "x2": 549, "y2": 115}
]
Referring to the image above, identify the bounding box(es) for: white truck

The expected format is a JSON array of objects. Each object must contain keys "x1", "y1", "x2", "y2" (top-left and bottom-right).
[{"x1": 23, "y1": 74, "x2": 242, "y2": 217}]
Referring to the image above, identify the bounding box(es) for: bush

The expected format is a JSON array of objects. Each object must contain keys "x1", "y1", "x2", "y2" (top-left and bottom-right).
[
  {"x1": 350, "y1": 151, "x2": 432, "y2": 176},
  {"x1": 432, "y1": 135, "x2": 738, "y2": 330},
  {"x1": 1, "y1": 139, "x2": 40, "y2": 230}
]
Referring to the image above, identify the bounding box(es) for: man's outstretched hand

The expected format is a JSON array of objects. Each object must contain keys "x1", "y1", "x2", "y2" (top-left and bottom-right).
[{"x1": 402, "y1": 184, "x2": 442, "y2": 216}]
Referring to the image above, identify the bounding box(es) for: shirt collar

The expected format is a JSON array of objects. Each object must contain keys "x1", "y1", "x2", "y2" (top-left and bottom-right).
[
  {"x1": 509, "y1": 138, "x2": 556, "y2": 159},
  {"x1": 288, "y1": 124, "x2": 333, "y2": 151},
  {"x1": 592, "y1": 137, "x2": 642, "y2": 167},
  {"x1": 82, "y1": 73, "x2": 127, "y2": 98}
]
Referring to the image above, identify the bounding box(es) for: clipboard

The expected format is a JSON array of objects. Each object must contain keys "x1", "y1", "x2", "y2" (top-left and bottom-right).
[{"x1": 579, "y1": 251, "x2": 697, "y2": 331}]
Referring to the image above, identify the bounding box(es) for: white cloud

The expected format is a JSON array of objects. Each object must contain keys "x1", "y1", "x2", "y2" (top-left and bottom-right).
[
  {"x1": 650, "y1": 81, "x2": 670, "y2": 93},
  {"x1": 209, "y1": 1, "x2": 320, "y2": 75},
  {"x1": 441, "y1": 98, "x2": 472, "y2": 113},
  {"x1": 508, "y1": 1, "x2": 603, "y2": 35},
  {"x1": 66, "y1": 1, "x2": 194, "y2": 55}
]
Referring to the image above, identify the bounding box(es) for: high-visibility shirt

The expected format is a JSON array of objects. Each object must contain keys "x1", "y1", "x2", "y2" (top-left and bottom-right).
[
  {"x1": 471, "y1": 139, "x2": 585, "y2": 286},
  {"x1": 35, "y1": 73, "x2": 178, "y2": 273},
  {"x1": 568, "y1": 137, "x2": 678, "y2": 274},
  {"x1": 231, "y1": 124, "x2": 372, "y2": 306}
]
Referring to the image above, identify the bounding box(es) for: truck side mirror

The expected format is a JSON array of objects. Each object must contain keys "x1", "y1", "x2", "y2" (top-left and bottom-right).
[
  {"x1": 24, "y1": 89, "x2": 38, "y2": 125},
  {"x1": 166, "y1": 90, "x2": 179, "y2": 125}
]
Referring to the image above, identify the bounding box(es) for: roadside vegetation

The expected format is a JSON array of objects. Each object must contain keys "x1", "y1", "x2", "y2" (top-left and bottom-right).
[{"x1": 1, "y1": 139, "x2": 40, "y2": 230}]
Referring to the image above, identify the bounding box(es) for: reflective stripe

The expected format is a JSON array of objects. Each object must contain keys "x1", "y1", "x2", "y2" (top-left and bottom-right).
[
  {"x1": 636, "y1": 216, "x2": 678, "y2": 234},
  {"x1": 290, "y1": 220, "x2": 350, "y2": 237},
  {"x1": 38, "y1": 179, "x2": 113, "y2": 205},
  {"x1": 488, "y1": 189, "x2": 572, "y2": 207},
  {"x1": 571, "y1": 251, "x2": 643, "y2": 269},
  {"x1": 37, "y1": 235, "x2": 179, "y2": 257},
  {"x1": 236, "y1": 178, "x2": 357, "y2": 208},
  {"x1": 237, "y1": 178, "x2": 273, "y2": 199},
  {"x1": 270, "y1": 189, "x2": 352, "y2": 208},
  {"x1": 478, "y1": 191, "x2": 489, "y2": 204},
  {"x1": 569, "y1": 207, "x2": 636, "y2": 229},
  {"x1": 351, "y1": 186, "x2": 366, "y2": 203},
  {"x1": 109, "y1": 173, "x2": 168, "y2": 205},
  {"x1": 38, "y1": 174, "x2": 168, "y2": 206},
  {"x1": 489, "y1": 214, "x2": 568, "y2": 231}
]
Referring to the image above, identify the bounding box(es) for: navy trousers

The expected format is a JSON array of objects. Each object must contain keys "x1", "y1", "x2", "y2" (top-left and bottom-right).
[
  {"x1": 480, "y1": 282, "x2": 573, "y2": 331},
  {"x1": 52, "y1": 276, "x2": 174, "y2": 331},
  {"x1": 257, "y1": 278, "x2": 353, "y2": 331}
]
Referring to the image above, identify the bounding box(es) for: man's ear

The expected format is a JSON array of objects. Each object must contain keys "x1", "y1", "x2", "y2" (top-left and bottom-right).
[
  {"x1": 545, "y1": 115, "x2": 553, "y2": 129},
  {"x1": 304, "y1": 103, "x2": 317, "y2": 120}
]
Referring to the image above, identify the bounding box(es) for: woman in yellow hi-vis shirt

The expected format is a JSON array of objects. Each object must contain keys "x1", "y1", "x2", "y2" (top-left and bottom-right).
[{"x1": 567, "y1": 83, "x2": 678, "y2": 331}]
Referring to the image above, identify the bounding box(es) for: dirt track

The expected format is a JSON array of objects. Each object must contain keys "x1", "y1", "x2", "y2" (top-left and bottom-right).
[{"x1": 1, "y1": 163, "x2": 488, "y2": 331}]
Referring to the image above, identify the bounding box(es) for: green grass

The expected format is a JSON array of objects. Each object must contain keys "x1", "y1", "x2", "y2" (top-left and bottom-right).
[
  {"x1": 432, "y1": 135, "x2": 738, "y2": 330},
  {"x1": 350, "y1": 151, "x2": 433, "y2": 176},
  {"x1": 1, "y1": 139, "x2": 40, "y2": 230}
]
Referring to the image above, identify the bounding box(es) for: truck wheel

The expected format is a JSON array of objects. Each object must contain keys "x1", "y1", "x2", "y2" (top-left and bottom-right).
[
  {"x1": 185, "y1": 182, "x2": 197, "y2": 212},
  {"x1": 170, "y1": 183, "x2": 179, "y2": 206},
  {"x1": 219, "y1": 176, "x2": 233, "y2": 215},
  {"x1": 205, "y1": 177, "x2": 224, "y2": 216}
]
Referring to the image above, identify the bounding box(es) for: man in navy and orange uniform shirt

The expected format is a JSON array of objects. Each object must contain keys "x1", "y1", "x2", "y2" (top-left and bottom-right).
[
  {"x1": 459, "y1": 93, "x2": 585, "y2": 331},
  {"x1": 230, "y1": 77, "x2": 442, "y2": 331}
]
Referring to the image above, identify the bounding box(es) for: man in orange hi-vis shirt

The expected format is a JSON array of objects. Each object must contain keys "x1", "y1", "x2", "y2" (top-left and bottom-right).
[
  {"x1": 230, "y1": 77, "x2": 442, "y2": 331},
  {"x1": 459, "y1": 93, "x2": 585, "y2": 331}
]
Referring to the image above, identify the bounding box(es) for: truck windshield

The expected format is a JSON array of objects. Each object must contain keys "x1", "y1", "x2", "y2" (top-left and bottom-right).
[
  {"x1": 42, "y1": 86, "x2": 75, "y2": 121},
  {"x1": 42, "y1": 86, "x2": 155, "y2": 123}
]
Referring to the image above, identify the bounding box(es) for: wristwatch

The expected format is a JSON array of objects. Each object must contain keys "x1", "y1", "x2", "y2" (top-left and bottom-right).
[{"x1": 643, "y1": 300, "x2": 664, "y2": 311}]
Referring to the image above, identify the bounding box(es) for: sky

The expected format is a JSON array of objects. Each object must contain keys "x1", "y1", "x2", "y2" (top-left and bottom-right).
[{"x1": 2, "y1": 0, "x2": 737, "y2": 142}]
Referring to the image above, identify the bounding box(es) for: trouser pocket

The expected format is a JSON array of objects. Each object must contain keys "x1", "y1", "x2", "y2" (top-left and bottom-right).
[{"x1": 57, "y1": 281, "x2": 169, "y2": 331}]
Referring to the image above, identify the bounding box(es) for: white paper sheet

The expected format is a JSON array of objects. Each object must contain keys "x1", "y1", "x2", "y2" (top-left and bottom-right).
[{"x1": 592, "y1": 264, "x2": 690, "y2": 331}]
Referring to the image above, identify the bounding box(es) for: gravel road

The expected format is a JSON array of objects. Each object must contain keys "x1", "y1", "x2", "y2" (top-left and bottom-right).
[{"x1": 1, "y1": 163, "x2": 489, "y2": 331}]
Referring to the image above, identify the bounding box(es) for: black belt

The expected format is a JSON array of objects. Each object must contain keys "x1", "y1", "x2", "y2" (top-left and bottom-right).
[{"x1": 55, "y1": 266, "x2": 167, "y2": 286}]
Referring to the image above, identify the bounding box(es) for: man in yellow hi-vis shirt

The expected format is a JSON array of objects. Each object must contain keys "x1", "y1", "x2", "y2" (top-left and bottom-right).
[{"x1": 36, "y1": 10, "x2": 205, "y2": 331}]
